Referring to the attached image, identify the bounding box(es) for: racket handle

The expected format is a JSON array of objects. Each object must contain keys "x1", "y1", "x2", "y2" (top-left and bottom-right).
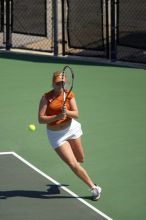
[{"x1": 63, "y1": 92, "x2": 66, "y2": 102}]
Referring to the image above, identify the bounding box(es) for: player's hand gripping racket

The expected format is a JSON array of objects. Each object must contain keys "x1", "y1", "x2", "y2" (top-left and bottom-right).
[{"x1": 62, "y1": 65, "x2": 74, "y2": 109}]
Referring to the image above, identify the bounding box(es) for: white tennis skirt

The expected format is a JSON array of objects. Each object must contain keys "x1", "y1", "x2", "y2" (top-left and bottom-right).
[{"x1": 46, "y1": 119, "x2": 83, "y2": 149}]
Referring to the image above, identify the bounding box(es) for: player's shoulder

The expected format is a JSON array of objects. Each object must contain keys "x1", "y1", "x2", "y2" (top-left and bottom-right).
[
  {"x1": 43, "y1": 90, "x2": 54, "y2": 100},
  {"x1": 67, "y1": 90, "x2": 75, "y2": 99}
]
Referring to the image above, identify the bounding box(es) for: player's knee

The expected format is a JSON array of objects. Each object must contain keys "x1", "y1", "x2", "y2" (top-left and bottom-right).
[
  {"x1": 77, "y1": 153, "x2": 84, "y2": 163},
  {"x1": 77, "y1": 157, "x2": 84, "y2": 163},
  {"x1": 68, "y1": 161, "x2": 79, "y2": 172}
]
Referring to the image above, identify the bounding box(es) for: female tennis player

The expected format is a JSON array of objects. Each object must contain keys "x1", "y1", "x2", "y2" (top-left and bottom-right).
[{"x1": 38, "y1": 71, "x2": 102, "y2": 200}]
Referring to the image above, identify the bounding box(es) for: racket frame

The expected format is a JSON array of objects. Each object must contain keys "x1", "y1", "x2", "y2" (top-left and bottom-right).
[{"x1": 62, "y1": 65, "x2": 74, "y2": 107}]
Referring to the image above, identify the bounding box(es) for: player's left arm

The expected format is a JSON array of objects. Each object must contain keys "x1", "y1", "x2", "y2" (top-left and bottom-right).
[{"x1": 65, "y1": 97, "x2": 79, "y2": 119}]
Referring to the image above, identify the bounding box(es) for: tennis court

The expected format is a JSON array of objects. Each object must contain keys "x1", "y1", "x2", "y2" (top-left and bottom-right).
[{"x1": 0, "y1": 53, "x2": 146, "y2": 220}]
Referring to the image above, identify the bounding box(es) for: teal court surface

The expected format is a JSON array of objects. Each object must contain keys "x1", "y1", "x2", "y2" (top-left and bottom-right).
[{"x1": 0, "y1": 53, "x2": 146, "y2": 220}]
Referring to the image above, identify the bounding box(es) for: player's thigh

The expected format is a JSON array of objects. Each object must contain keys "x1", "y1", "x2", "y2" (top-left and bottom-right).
[
  {"x1": 55, "y1": 141, "x2": 77, "y2": 167},
  {"x1": 68, "y1": 137, "x2": 84, "y2": 162}
]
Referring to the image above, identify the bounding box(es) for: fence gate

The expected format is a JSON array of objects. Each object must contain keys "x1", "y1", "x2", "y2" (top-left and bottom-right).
[
  {"x1": 61, "y1": 0, "x2": 109, "y2": 59},
  {"x1": 0, "y1": 0, "x2": 54, "y2": 53},
  {"x1": 117, "y1": 0, "x2": 146, "y2": 63}
]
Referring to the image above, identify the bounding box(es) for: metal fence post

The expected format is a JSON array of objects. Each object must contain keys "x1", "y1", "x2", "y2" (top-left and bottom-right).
[
  {"x1": 61, "y1": 0, "x2": 65, "y2": 56},
  {"x1": 53, "y1": 0, "x2": 58, "y2": 56},
  {"x1": 104, "y1": 0, "x2": 109, "y2": 59},
  {"x1": 5, "y1": 0, "x2": 12, "y2": 50},
  {"x1": 110, "y1": 0, "x2": 117, "y2": 61}
]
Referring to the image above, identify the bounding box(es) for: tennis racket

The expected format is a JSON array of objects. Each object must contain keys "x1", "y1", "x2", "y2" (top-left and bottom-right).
[{"x1": 62, "y1": 65, "x2": 74, "y2": 107}]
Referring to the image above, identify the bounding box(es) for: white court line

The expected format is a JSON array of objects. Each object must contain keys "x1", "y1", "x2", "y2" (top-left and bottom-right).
[
  {"x1": 0, "y1": 152, "x2": 14, "y2": 155},
  {"x1": 0, "y1": 151, "x2": 113, "y2": 220}
]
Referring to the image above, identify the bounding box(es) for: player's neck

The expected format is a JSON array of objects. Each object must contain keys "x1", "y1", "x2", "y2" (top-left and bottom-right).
[{"x1": 53, "y1": 89, "x2": 63, "y2": 97}]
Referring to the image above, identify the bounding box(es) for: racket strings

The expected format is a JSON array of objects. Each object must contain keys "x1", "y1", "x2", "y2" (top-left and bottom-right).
[{"x1": 62, "y1": 65, "x2": 74, "y2": 105}]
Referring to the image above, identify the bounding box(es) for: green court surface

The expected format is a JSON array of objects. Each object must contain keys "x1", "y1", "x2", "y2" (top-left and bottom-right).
[{"x1": 0, "y1": 54, "x2": 146, "y2": 220}]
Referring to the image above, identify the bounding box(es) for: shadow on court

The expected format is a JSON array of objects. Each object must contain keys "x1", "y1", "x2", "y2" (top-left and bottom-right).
[
  {"x1": 0, "y1": 184, "x2": 62, "y2": 199},
  {"x1": 0, "y1": 153, "x2": 108, "y2": 220},
  {"x1": 0, "y1": 184, "x2": 91, "y2": 200}
]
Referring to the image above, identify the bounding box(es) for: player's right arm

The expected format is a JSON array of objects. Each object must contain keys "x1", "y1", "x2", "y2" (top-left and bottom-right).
[{"x1": 38, "y1": 96, "x2": 65, "y2": 124}]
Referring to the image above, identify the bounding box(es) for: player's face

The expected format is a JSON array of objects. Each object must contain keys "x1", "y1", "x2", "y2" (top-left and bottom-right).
[{"x1": 53, "y1": 81, "x2": 64, "y2": 92}]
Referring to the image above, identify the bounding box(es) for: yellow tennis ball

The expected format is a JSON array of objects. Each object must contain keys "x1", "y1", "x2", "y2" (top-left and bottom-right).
[{"x1": 28, "y1": 124, "x2": 36, "y2": 131}]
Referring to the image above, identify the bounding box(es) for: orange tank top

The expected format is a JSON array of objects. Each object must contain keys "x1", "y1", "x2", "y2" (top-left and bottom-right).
[{"x1": 44, "y1": 90, "x2": 75, "y2": 126}]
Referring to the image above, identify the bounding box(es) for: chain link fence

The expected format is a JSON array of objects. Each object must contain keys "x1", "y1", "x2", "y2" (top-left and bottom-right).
[
  {"x1": 0, "y1": 0, "x2": 54, "y2": 52},
  {"x1": 61, "y1": 0, "x2": 108, "y2": 58},
  {"x1": 117, "y1": 0, "x2": 146, "y2": 63},
  {"x1": 0, "y1": 0, "x2": 146, "y2": 64},
  {"x1": 0, "y1": 0, "x2": 4, "y2": 48}
]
